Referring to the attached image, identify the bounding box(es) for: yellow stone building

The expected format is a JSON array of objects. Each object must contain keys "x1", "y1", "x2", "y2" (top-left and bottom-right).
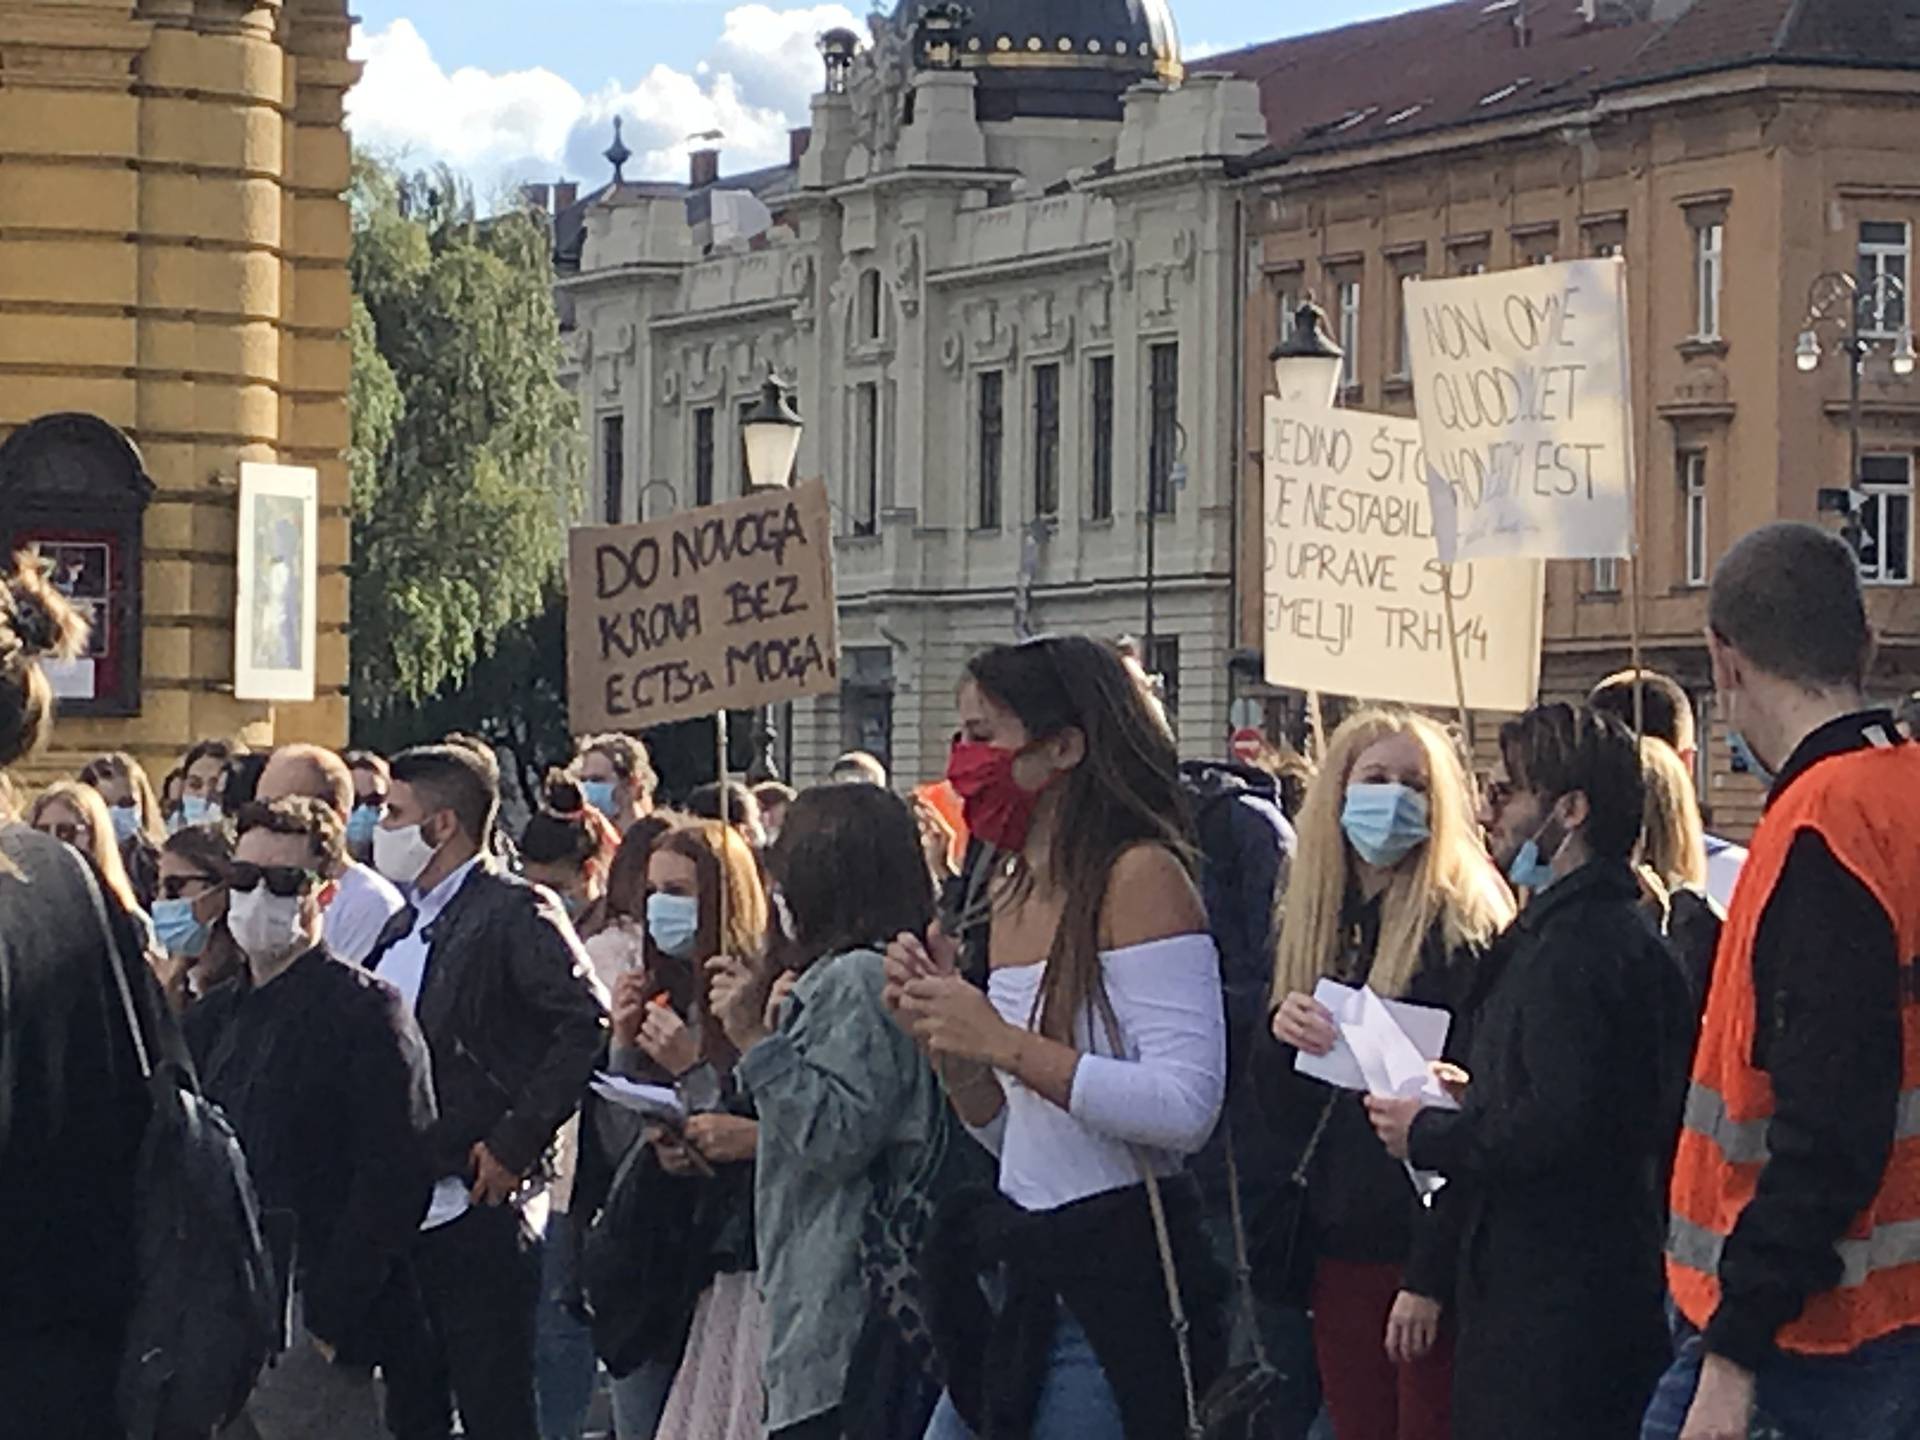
[{"x1": 0, "y1": 0, "x2": 357, "y2": 786}]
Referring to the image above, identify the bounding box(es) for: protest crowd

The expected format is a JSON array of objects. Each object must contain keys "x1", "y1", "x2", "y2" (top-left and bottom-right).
[{"x1": 4, "y1": 513, "x2": 1919, "y2": 1440}]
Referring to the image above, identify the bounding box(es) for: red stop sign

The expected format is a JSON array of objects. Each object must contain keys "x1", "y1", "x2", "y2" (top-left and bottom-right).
[{"x1": 1230, "y1": 727, "x2": 1265, "y2": 765}]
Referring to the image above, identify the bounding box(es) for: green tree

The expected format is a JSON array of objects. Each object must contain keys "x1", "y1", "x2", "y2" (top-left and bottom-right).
[{"x1": 346, "y1": 156, "x2": 582, "y2": 734}]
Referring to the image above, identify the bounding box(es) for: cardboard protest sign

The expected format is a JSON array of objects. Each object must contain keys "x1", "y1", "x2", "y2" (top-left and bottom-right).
[
  {"x1": 1263, "y1": 401, "x2": 1542, "y2": 713},
  {"x1": 567, "y1": 480, "x2": 840, "y2": 733},
  {"x1": 1406, "y1": 258, "x2": 1634, "y2": 562}
]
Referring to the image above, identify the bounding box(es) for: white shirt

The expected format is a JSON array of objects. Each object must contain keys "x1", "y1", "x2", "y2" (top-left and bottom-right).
[
  {"x1": 324, "y1": 861, "x2": 404, "y2": 968},
  {"x1": 975, "y1": 933, "x2": 1225, "y2": 1213},
  {"x1": 377, "y1": 856, "x2": 481, "y2": 1230},
  {"x1": 1704, "y1": 833, "x2": 1748, "y2": 912}
]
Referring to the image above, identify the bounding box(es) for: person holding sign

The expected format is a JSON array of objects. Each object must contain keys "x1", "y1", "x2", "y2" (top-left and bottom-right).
[
  {"x1": 1254, "y1": 709, "x2": 1512, "y2": 1440},
  {"x1": 884, "y1": 636, "x2": 1228, "y2": 1440},
  {"x1": 1366, "y1": 705, "x2": 1692, "y2": 1440}
]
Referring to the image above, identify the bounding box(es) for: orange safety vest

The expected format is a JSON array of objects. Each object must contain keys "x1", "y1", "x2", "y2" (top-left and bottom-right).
[{"x1": 1668, "y1": 738, "x2": 1920, "y2": 1354}]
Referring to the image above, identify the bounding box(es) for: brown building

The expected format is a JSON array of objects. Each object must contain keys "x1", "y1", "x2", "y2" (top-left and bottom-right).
[
  {"x1": 0, "y1": 2, "x2": 359, "y2": 787},
  {"x1": 1219, "y1": 0, "x2": 1920, "y2": 834}
]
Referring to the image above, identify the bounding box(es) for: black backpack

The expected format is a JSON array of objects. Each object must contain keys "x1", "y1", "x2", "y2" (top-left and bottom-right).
[{"x1": 90, "y1": 882, "x2": 279, "y2": 1440}]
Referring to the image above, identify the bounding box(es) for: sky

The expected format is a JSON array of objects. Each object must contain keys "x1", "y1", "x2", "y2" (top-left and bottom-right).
[{"x1": 345, "y1": 0, "x2": 1428, "y2": 199}]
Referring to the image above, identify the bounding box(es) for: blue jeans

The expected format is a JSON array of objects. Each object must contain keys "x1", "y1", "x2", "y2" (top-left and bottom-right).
[
  {"x1": 534, "y1": 1212, "x2": 599, "y2": 1440},
  {"x1": 1641, "y1": 1323, "x2": 1920, "y2": 1440},
  {"x1": 924, "y1": 1308, "x2": 1125, "y2": 1440}
]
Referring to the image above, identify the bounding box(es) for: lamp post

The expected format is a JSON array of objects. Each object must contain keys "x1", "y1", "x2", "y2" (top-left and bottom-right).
[
  {"x1": 1271, "y1": 300, "x2": 1346, "y2": 410},
  {"x1": 1794, "y1": 271, "x2": 1916, "y2": 539},
  {"x1": 740, "y1": 366, "x2": 803, "y2": 779}
]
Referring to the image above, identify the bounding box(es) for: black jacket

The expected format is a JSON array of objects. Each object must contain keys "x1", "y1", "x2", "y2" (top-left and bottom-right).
[
  {"x1": 1253, "y1": 897, "x2": 1484, "y2": 1300},
  {"x1": 366, "y1": 861, "x2": 608, "y2": 1181},
  {"x1": 184, "y1": 949, "x2": 435, "y2": 1354},
  {"x1": 1409, "y1": 860, "x2": 1692, "y2": 1440}
]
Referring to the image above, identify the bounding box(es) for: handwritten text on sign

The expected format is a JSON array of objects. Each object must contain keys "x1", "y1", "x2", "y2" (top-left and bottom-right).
[
  {"x1": 1263, "y1": 401, "x2": 1542, "y2": 712},
  {"x1": 566, "y1": 480, "x2": 840, "y2": 732},
  {"x1": 1406, "y1": 259, "x2": 1634, "y2": 562}
]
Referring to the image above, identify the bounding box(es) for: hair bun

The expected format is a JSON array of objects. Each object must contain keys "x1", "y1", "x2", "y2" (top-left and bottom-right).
[
  {"x1": 542, "y1": 771, "x2": 587, "y2": 818},
  {"x1": 2, "y1": 556, "x2": 88, "y2": 664}
]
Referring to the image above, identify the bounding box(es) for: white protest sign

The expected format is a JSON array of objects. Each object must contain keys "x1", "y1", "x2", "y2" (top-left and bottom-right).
[
  {"x1": 1406, "y1": 258, "x2": 1634, "y2": 561},
  {"x1": 1262, "y1": 400, "x2": 1542, "y2": 712}
]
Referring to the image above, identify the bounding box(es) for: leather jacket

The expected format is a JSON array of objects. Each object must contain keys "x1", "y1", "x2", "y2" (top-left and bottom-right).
[{"x1": 366, "y1": 860, "x2": 608, "y2": 1181}]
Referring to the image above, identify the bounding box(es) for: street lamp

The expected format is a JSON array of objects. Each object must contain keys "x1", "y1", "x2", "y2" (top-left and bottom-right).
[
  {"x1": 741, "y1": 367, "x2": 802, "y2": 492},
  {"x1": 819, "y1": 28, "x2": 859, "y2": 95},
  {"x1": 1793, "y1": 270, "x2": 1915, "y2": 531},
  {"x1": 739, "y1": 365, "x2": 803, "y2": 782},
  {"x1": 1270, "y1": 300, "x2": 1346, "y2": 409}
]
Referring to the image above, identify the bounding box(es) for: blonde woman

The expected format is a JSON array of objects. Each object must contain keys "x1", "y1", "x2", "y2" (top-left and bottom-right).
[
  {"x1": 1253, "y1": 708, "x2": 1512, "y2": 1440},
  {"x1": 30, "y1": 779, "x2": 148, "y2": 924},
  {"x1": 1639, "y1": 737, "x2": 1719, "y2": 1019}
]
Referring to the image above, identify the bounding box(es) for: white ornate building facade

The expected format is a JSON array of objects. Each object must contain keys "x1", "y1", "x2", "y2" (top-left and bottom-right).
[{"x1": 555, "y1": 0, "x2": 1264, "y2": 785}]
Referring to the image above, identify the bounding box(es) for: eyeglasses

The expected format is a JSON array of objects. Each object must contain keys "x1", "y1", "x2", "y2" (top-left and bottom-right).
[
  {"x1": 228, "y1": 863, "x2": 325, "y2": 898},
  {"x1": 37, "y1": 822, "x2": 89, "y2": 847},
  {"x1": 160, "y1": 872, "x2": 223, "y2": 901}
]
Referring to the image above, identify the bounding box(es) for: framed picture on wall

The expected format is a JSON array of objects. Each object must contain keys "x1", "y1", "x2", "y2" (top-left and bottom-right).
[{"x1": 234, "y1": 462, "x2": 318, "y2": 703}]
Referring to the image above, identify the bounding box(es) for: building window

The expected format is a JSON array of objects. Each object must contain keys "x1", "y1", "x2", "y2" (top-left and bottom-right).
[
  {"x1": 1586, "y1": 221, "x2": 1626, "y2": 260},
  {"x1": 1694, "y1": 694, "x2": 1715, "y2": 815},
  {"x1": 600, "y1": 413, "x2": 624, "y2": 523},
  {"x1": 1449, "y1": 240, "x2": 1489, "y2": 276},
  {"x1": 1335, "y1": 277, "x2": 1362, "y2": 394},
  {"x1": 977, "y1": 370, "x2": 1004, "y2": 530},
  {"x1": 1693, "y1": 219, "x2": 1724, "y2": 341},
  {"x1": 1518, "y1": 228, "x2": 1559, "y2": 267},
  {"x1": 1147, "y1": 342, "x2": 1180, "y2": 517},
  {"x1": 693, "y1": 406, "x2": 716, "y2": 507},
  {"x1": 1591, "y1": 556, "x2": 1621, "y2": 593},
  {"x1": 1859, "y1": 221, "x2": 1911, "y2": 339},
  {"x1": 1089, "y1": 355, "x2": 1115, "y2": 520},
  {"x1": 1032, "y1": 362, "x2": 1061, "y2": 519},
  {"x1": 1389, "y1": 253, "x2": 1424, "y2": 379},
  {"x1": 858, "y1": 268, "x2": 884, "y2": 342},
  {"x1": 1857, "y1": 453, "x2": 1913, "y2": 585},
  {"x1": 853, "y1": 381, "x2": 880, "y2": 535},
  {"x1": 1681, "y1": 449, "x2": 1708, "y2": 586},
  {"x1": 1147, "y1": 634, "x2": 1180, "y2": 731},
  {"x1": 1272, "y1": 275, "x2": 1301, "y2": 347},
  {"x1": 840, "y1": 645, "x2": 894, "y2": 777}
]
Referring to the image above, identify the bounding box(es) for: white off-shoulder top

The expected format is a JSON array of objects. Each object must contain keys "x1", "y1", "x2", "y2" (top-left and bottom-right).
[{"x1": 973, "y1": 932, "x2": 1226, "y2": 1213}]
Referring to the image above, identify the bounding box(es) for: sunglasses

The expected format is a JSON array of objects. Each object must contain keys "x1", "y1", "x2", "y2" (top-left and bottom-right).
[
  {"x1": 160, "y1": 872, "x2": 224, "y2": 901},
  {"x1": 228, "y1": 863, "x2": 325, "y2": 898},
  {"x1": 356, "y1": 793, "x2": 389, "y2": 810}
]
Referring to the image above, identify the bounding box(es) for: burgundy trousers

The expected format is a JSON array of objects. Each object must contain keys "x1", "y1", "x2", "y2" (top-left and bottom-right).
[{"x1": 1311, "y1": 1257, "x2": 1455, "y2": 1440}]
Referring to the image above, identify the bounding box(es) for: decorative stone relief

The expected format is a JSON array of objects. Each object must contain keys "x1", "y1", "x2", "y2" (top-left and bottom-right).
[
  {"x1": 939, "y1": 327, "x2": 966, "y2": 373},
  {"x1": 1108, "y1": 237, "x2": 1134, "y2": 290},
  {"x1": 661, "y1": 366, "x2": 681, "y2": 407},
  {"x1": 684, "y1": 341, "x2": 726, "y2": 404},
  {"x1": 846, "y1": 12, "x2": 911, "y2": 164},
  {"x1": 1082, "y1": 281, "x2": 1114, "y2": 342},
  {"x1": 786, "y1": 252, "x2": 817, "y2": 332},
  {"x1": 595, "y1": 321, "x2": 636, "y2": 399},
  {"x1": 1024, "y1": 291, "x2": 1074, "y2": 358},
  {"x1": 892, "y1": 232, "x2": 923, "y2": 317},
  {"x1": 964, "y1": 299, "x2": 1016, "y2": 365}
]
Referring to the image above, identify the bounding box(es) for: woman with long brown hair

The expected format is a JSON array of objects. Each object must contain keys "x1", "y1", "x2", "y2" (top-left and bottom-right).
[
  {"x1": 1257, "y1": 709, "x2": 1512, "y2": 1440},
  {"x1": 886, "y1": 635, "x2": 1228, "y2": 1440},
  {"x1": 79, "y1": 751, "x2": 165, "y2": 911},
  {"x1": 31, "y1": 778, "x2": 148, "y2": 926},
  {"x1": 602, "y1": 819, "x2": 770, "y2": 1440}
]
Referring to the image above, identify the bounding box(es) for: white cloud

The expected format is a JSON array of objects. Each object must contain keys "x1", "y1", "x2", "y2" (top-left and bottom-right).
[{"x1": 346, "y1": 5, "x2": 859, "y2": 199}]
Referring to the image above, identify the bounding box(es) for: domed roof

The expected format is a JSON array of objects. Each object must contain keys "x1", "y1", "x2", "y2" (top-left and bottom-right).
[{"x1": 893, "y1": 0, "x2": 1182, "y2": 121}]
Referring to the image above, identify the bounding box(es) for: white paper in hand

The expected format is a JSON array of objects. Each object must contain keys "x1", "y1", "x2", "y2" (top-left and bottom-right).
[
  {"x1": 590, "y1": 1072, "x2": 688, "y2": 1128},
  {"x1": 1294, "y1": 978, "x2": 1458, "y2": 1109}
]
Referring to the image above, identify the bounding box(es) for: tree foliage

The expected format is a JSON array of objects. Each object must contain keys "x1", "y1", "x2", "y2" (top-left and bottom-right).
[{"x1": 347, "y1": 156, "x2": 582, "y2": 727}]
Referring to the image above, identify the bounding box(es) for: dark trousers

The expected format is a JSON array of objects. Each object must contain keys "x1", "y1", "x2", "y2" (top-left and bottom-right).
[
  {"x1": 772, "y1": 1409, "x2": 843, "y2": 1440},
  {"x1": 384, "y1": 1204, "x2": 541, "y2": 1440},
  {"x1": 0, "y1": 1330, "x2": 122, "y2": 1440}
]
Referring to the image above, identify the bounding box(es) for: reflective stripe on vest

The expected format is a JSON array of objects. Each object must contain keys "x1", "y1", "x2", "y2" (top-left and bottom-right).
[{"x1": 1667, "y1": 743, "x2": 1920, "y2": 1356}]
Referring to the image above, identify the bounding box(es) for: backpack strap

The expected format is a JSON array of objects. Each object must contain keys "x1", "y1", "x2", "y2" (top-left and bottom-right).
[{"x1": 76, "y1": 849, "x2": 154, "y2": 1083}]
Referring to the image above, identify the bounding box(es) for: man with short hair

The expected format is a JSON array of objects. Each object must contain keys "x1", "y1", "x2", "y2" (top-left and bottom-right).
[
  {"x1": 687, "y1": 778, "x2": 767, "y2": 850},
  {"x1": 752, "y1": 780, "x2": 796, "y2": 847},
  {"x1": 185, "y1": 798, "x2": 434, "y2": 1440},
  {"x1": 1589, "y1": 667, "x2": 1747, "y2": 908},
  {"x1": 257, "y1": 745, "x2": 404, "y2": 967},
  {"x1": 574, "y1": 733, "x2": 657, "y2": 834},
  {"x1": 1369, "y1": 704, "x2": 1693, "y2": 1440},
  {"x1": 368, "y1": 744, "x2": 607, "y2": 1440},
  {"x1": 1645, "y1": 523, "x2": 1920, "y2": 1440}
]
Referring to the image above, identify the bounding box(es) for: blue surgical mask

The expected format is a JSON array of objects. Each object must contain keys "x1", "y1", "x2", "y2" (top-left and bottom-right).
[
  {"x1": 1506, "y1": 805, "x2": 1566, "y2": 894},
  {"x1": 1340, "y1": 782, "x2": 1431, "y2": 868},
  {"x1": 581, "y1": 780, "x2": 619, "y2": 819},
  {"x1": 1728, "y1": 730, "x2": 1776, "y2": 787},
  {"x1": 153, "y1": 898, "x2": 212, "y2": 958},
  {"x1": 109, "y1": 805, "x2": 141, "y2": 845},
  {"x1": 647, "y1": 892, "x2": 701, "y2": 958},
  {"x1": 180, "y1": 796, "x2": 220, "y2": 827},
  {"x1": 346, "y1": 804, "x2": 380, "y2": 851}
]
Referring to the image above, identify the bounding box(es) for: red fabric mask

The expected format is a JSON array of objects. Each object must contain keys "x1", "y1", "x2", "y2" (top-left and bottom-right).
[{"x1": 946, "y1": 740, "x2": 1050, "y2": 852}]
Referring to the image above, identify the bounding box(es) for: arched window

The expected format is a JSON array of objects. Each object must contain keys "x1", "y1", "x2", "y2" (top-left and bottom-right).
[{"x1": 0, "y1": 413, "x2": 154, "y2": 715}]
